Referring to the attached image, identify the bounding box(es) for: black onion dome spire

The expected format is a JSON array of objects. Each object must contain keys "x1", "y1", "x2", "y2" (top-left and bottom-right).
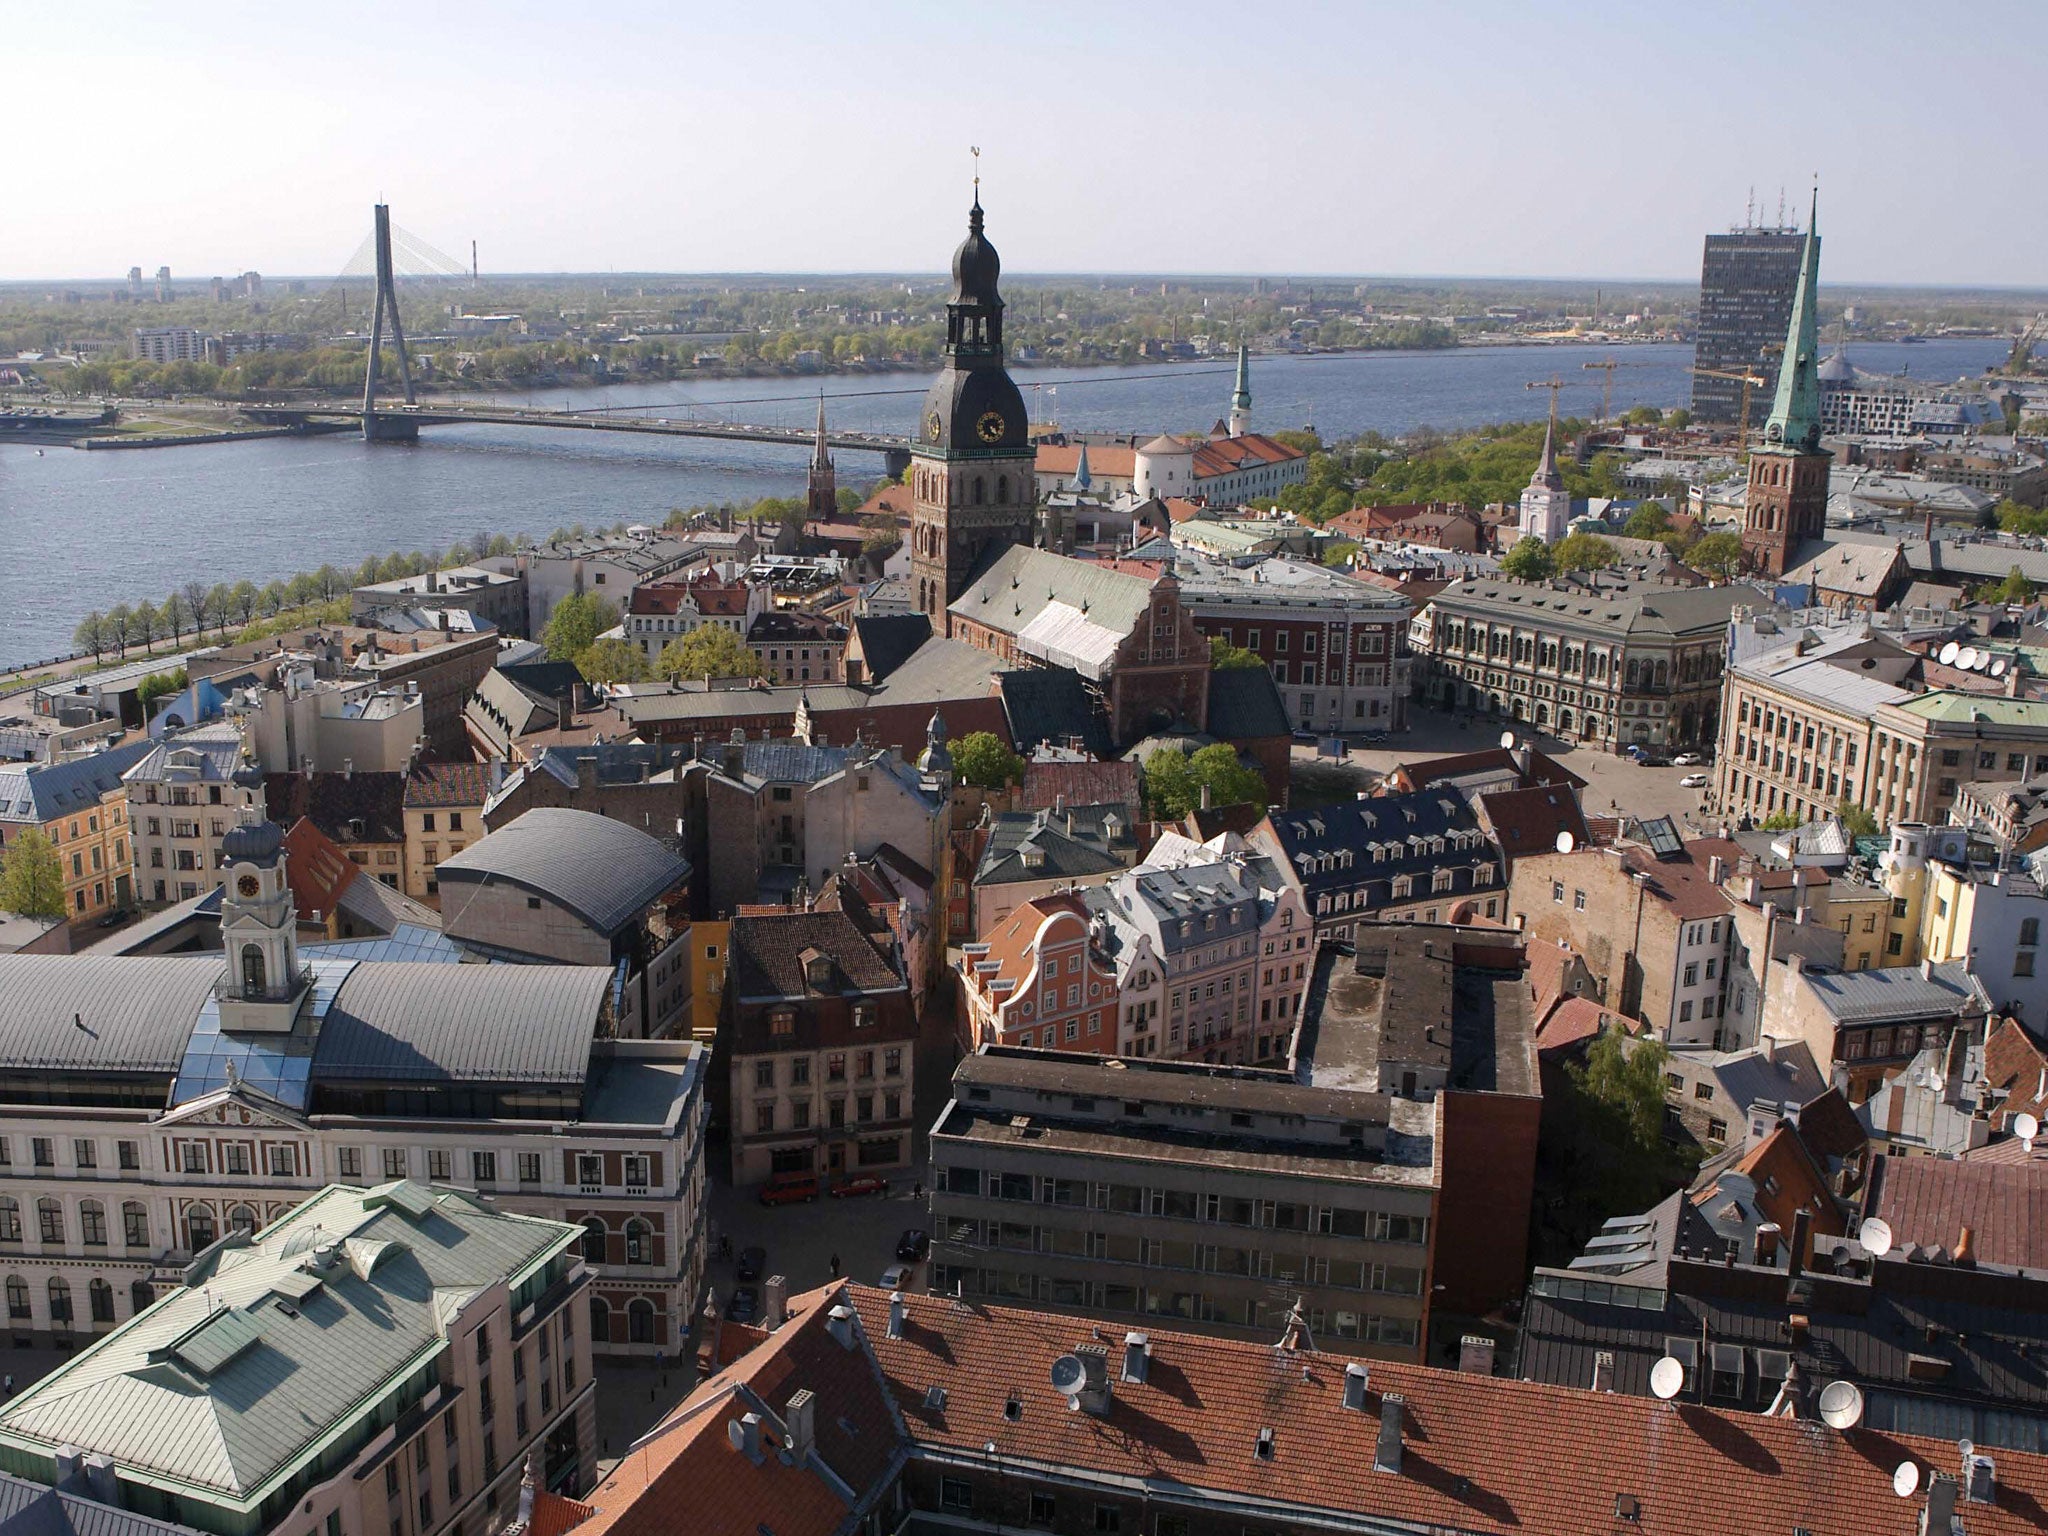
[{"x1": 951, "y1": 199, "x2": 1002, "y2": 308}]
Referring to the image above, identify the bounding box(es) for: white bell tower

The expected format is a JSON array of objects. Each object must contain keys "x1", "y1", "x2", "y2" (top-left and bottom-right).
[{"x1": 217, "y1": 813, "x2": 306, "y2": 1033}]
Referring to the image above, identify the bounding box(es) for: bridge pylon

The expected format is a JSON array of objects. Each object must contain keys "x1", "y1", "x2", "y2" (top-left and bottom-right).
[{"x1": 362, "y1": 203, "x2": 418, "y2": 442}]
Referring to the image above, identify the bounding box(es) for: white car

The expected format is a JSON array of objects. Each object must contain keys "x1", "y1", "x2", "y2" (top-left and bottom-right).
[
  {"x1": 1680, "y1": 773, "x2": 1709, "y2": 789},
  {"x1": 879, "y1": 1263, "x2": 913, "y2": 1291},
  {"x1": 1672, "y1": 753, "x2": 1703, "y2": 766}
]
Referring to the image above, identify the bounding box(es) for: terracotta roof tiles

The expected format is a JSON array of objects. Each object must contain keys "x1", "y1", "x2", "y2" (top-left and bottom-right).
[{"x1": 1867, "y1": 1152, "x2": 2048, "y2": 1269}]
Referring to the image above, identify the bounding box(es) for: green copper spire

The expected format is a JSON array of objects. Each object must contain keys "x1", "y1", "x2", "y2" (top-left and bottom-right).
[{"x1": 1763, "y1": 191, "x2": 1823, "y2": 453}]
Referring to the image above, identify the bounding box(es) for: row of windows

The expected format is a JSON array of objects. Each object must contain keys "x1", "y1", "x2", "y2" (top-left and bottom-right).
[
  {"x1": 752, "y1": 1090, "x2": 903, "y2": 1134},
  {"x1": 939, "y1": 1217, "x2": 1426, "y2": 1293},
  {"x1": 750, "y1": 1048, "x2": 904, "y2": 1090},
  {"x1": 934, "y1": 1170, "x2": 1428, "y2": 1241},
  {"x1": 0, "y1": 1195, "x2": 152, "y2": 1247},
  {"x1": 0, "y1": 1135, "x2": 142, "y2": 1171},
  {"x1": 5, "y1": 1273, "x2": 127, "y2": 1326}
]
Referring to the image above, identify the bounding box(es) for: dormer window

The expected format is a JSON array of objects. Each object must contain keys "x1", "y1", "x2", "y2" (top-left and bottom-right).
[{"x1": 853, "y1": 1002, "x2": 876, "y2": 1029}]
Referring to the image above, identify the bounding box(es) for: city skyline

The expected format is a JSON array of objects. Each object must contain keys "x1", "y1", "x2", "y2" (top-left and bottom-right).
[{"x1": 8, "y1": 0, "x2": 2044, "y2": 287}]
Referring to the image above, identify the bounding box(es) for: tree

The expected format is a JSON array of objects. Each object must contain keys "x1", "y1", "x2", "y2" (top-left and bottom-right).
[
  {"x1": 315, "y1": 564, "x2": 345, "y2": 600},
  {"x1": 1835, "y1": 800, "x2": 1879, "y2": 838},
  {"x1": 287, "y1": 572, "x2": 322, "y2": 609},
  {"x1": 861, "y1": 513, "x2": 904, "y2": 559},
  {"x1": 953, "y1": 731, "x2": 1024, "y2": 790},
  {"x1": 836, "y1": 486, "x2": 865, "y2": 518},
  {"x1": 161, "y1": 591, "x2": 190, "y2": 645},
  {"x1": 132, "y1": 601, "x2": 160, "y2": 655},
  {"x1": 1664, "y1": 408, "x2": 1692, "y2": 431},
  {"x1": 106, "y1": 604, "x2": 133, "y2": 655},
  {"x1": 137, "y1": 667, "x2": 187, "y2": 717},
  {"x1": 1499, "y1": 536, "x2": 1555, "y2": 581},
  {"x1": 1321, "y1": 539, "x2": 1360, "y2": 569},
  {"x1": 1760, "y1": 810, "x2": 1803, "y2": 830},
  {"x1": 1993, "y1": 499, "x2": 2048, "y2": 537},
  {"x1": 540, "y1": 592, "x2": 620, "y2": 663},
  {"x1": 73, "y1": 612, "x2": 109, "y2": 662},
  {"x1": 1553, "y1": 532, "x2": 1618, "y2": 572},
  {"x1": 1568, "y1": 1029, "x2": 1669, "y2": 1152},
  {"x1": 1144, "y1": 744, "x2": 1269, "y2": 819},
  {"x1": 1208, "y1": 635, "x2": 1264, "y2": 670},
  {"x1": 1685, "y1": 531, "x2": 1745, "y2": 582},
  {"x1": 654, "y1": 623, "x2": 764, "y2": 682},
  {"x1": 181, "y1": 580, "x2": 212, "y2": 637},
  {"x1": 1973, "y1": 565, "x2": 2034, "y2": 605},
  {"x1": 228, "y1": 581, "x2": 259, "y2": 626},
  {"x1": 0, "y1": 828, "x2": 65, "y2": 921},
  {"x1": 259, "y1": 580, "x2": 288, "y2": 618},
  {"x1": 576, "y1": 637, "x2": 650, "y2": 685},
  {"x1": 1622, "y1": 505, "x2": 1672, "y2": 540}
]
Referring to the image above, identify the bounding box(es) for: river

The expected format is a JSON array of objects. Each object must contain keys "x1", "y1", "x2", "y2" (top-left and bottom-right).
[{"x1": 0, "y1": 338, "x2": 2010, "y2": 667}]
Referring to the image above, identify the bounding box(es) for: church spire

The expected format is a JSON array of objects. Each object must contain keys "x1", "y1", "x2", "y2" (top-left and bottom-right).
[
  {"x1": 1074, "y1": 439, "x2": 1092, "y2": 492},
  {"x1": 811, "y1": 391, "x2": 832, "y2": 471},
  {"x1": 805, "y1": 391, "x2": 837, "y2": 522},
  {"x1": 1763, "y1": 190, "x2": 1823, "y2": 453},
  {"x1": 1228, "y1": 343, "x2": 1252, "y2": 437},
  {"x1": 1531, "y1": 402, "x2": 1564, "y2": 491}
]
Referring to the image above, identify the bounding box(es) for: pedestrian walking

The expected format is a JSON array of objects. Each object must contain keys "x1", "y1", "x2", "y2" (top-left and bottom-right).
[{"x1": 829, "y1": 1252, "x2": 840, "y2": 1278}]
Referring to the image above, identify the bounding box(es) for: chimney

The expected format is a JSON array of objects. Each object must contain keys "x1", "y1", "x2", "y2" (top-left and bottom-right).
[
  {"x1": 735, "y1": 1411, "x2": 764, "y2": 1463},
  {"x1": 1924, "y1": 1474, "x2": 1958, "y2": 1535},
  {"x1": 826, "y1": 1303, "x2": 858, "y2": 1351},
  {"x1": 1121, "y1": 1331, "x2": 1150, "y2": 1384},
  {"x1": 783, "y1": 1389, "x2": 816, "y2": 1464},
  {"x1": 1458, "y1": 1335, "x2": 1496, "y2": 1376},
  {"x1": 343, "y1": 758, "x2": 353, "y2": 779},
  {"x1": 723, "y1": 728, "x2": 746, "y2": 779},
  {"x1": 1754, "y1": 1222, "x2": 1782, "y2": 1268},
  {"x1": 1964, "y1": 1450, "x2": 1996, "y2": 1504},
  {"x1": 764, "y1": 1275, "x2": 789, "y2": 1330},
  {"x1": 52, "y1": 1448, "x2": 83, "y2": 1492},
  {"x1": 1374, "y1": 1395, "x2": 1405, "y2": 1474},
  {"x1": 1788, "y1": 1208, "x2": 1812, "y2": 1280},
  {"x1": 82, "y1": 1454, "x2": 119, "y2": 1507},
  {"x1": 577, "y1": 755, "x2": 597, "y2": 791},
  {"x1": 1342, "y1": 1360, "x2": 1371, "y2": 1411},
  {"x1": 1954, "y1": 1225, "x2": 1977, "y2": 1266},
  {"x1": 1708, "y1": 854, "x2": 1727, "y2": 885},
  {"x1": 888, "y1": 1291, "x2": 907, "y2": 1338},
  {"x1": 1921, "y1": 957, "x2": 1935, "y2": 980},
  {"x1": 1074, "y1": 1342, "x2": 1113, "y2": 1415},
  {"x1": 1200, "y1": 782, "x2": 1214, "y2": 811},
  {"x1": 1591, "y1": 1351, "x2": 1615, "y2": 1393}
]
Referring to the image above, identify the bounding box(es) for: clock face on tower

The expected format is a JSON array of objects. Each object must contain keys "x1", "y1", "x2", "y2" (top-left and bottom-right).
[
  {"x1": 975, "y1": 410, "x2": 1007, "y2": 444},
  {"x1": 237, "y1": 875, "x2": 260, "y2": 898},
  {"x1": 925, "y1": 410, "x2": 943, "y2": 442}
]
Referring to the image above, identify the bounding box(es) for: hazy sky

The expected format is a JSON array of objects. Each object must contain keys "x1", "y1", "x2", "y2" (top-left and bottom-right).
[{"x1": 8, "y1": 0, "x2": 2042, "y2": 286}]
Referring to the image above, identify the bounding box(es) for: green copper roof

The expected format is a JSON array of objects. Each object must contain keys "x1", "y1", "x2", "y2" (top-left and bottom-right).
[
  {"x1": 1884, "y1": 691, "x2": 2048, "y2": 726},
  {"x1": 1762, "y1": 193, "x2": 1823, "y2": 453}
]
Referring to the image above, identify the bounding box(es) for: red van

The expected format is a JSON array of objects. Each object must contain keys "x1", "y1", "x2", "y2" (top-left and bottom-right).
[{"x1": 759, "y1": 1173, "x2": 820, "y2": 1206}]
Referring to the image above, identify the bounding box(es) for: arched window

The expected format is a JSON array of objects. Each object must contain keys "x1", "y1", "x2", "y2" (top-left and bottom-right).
[
  {"x1": 625, "y1": 1219, "x2": 653, "y2": 1265},
  {"x1": 0, "y1": 1197, "x2": 19, "y2": 1243},
  {"x1": 122, "y1": 1202, "x2": 148, "y2": 1248},
  {"x1": 79, "y1": 1200, "x2": 106, "y2": 1247},
  {"x1": 997, "y1": 475, "x2": 1009, "y2": 503},
  {"x1": 628, "y1": 1298, "x2": 656, "y2": 1344},
  {"x1": 588, "y1": 1295, "x2": 611, "y2": 1343},
  {"x1": 5, "y1": 1275, "x2": 28, "y2": 1320},
  {"x1": 228, "y1": 1205, "x2": 258, "y2": 1237},
  {"x1": 185, "y1": 1204, "x2": 216, "y2": 1251},
  {"x1": 973, "y1": 476, "x2": 985, "y2": 506},
  {"x1": 37, "y1": 1199, "x2": 63, "y2": 1245},
  {"x1": 89, "y1": 1279, "x2": 114, "y2": 1324},
  {"x1": 241, "y1": 944, "x2": 266, "y2": 996},
  {"x1": 47, "y1": 1278, "x2": 72, "y2": 1326},
  {"x1": 580, "y1": 1218, "x2": 608, "y2": 1265},
  {"x1": 131, "y1": 1280, "x2": 156, "y2": 1317}
]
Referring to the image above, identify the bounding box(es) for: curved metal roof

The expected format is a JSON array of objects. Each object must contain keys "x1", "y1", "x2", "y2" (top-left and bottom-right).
[
  {"x1": 436, "y1": 807, "x2": 688, "y2": 935},
  {"x1": 0, "y1": 955, "x2": 222, "y2": 1074},
  {"x1": 314, "y1": 962, "x2": 612, "y2": 1084}
]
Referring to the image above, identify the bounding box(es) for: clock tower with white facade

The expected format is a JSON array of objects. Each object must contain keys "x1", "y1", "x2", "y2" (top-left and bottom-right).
[{"x1": 216, "y1": 815, "x2": 307, "y2": 1032}]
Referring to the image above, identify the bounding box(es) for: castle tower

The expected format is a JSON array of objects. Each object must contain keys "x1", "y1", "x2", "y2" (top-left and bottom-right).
[
  {"x1": 806, "y1": 393, "x2": 837, "y2": 525},
  {"x1": 1228, "y1": 343, "x2": 1252, "y2": 437},
  {"x1": 1741, "y1": 193, "x2": 1829, "y2": 578},
  {"x1": 215, "y1": 815, "x2": 306, "y2": 1033},
  {"x1": 909, "y1": 191, "x2": 1036, "y2": 629},
  {"x1": 1518, "y1": 403, "x2": 1571, "y2": 544}
]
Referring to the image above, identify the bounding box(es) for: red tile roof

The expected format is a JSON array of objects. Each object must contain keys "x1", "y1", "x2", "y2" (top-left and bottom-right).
[
  {"x1": 403, "y1": 761, "x2": 492, "y2": 809},
  {"x1": 1188, "y1": 432, "x2": 1305, "y2": 481},
  {"x1": 1984, "y1": 1016, "x2": 2048, "y2": 1124},
  {"x1": 1867, "y1": 1152, "x2": 2048, "y2": 1269},
  {"x1": 1477, "y1": 784, "x2": 1590, "y2": 867},
  {"x1": 1035, "y1": 443, "x2": 1137, "y2": 479},
  {"x1": 850, "y1": 1287, "x2": 2048, "y2": 1536},
  {"x1": 280, "y1": 816, "x2": 359, "y2": 921},
  {"x1": 1020, "y1": 758, "x2": 1140, "y2": 815},
  {"x1": 1698, "y1": 1122, "x2": 1844, "y2": 1246},
  {"x1": 527, "y1": 1491, "x2": 597, "y2": 1536}
]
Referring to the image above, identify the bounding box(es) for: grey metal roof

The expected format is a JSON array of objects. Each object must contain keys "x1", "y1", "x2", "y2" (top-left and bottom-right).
[
  {"x1": 0, "y1": 955, "x2": 220, "y2": 1074},
  {"x1": 0, "y1": 741, "x2": 154, "y2": 825},
  {"x1": 950, "y1": 545, "x2": 1155, "y2": 641},
  {"x1": 0, "y1": 1184, "x2": 578, "y2": 1508},
  {"x1": 120, "y1": 725, "x2": 249, "y2": 786},
  {"x1": 313, "y1": 962, "x2": 610, "y2": 1084},
  {"x1": 437, "y1": 806, "x2": 688, "y2": 935},
  {"x1": 1204, "y1": 664, "x2": 1290, "y2": 739},
  {"x1": 1424, "y1": 577, "x2": 1762, "y2": 641},
  {"x1": 0, "y1": 1472, "x2": 207, "y2": 1536},
  {"x1": 1801, "y1": 959, "x2": 1987, "y2": 1023},
  {"x1": 580, "y1": 1041, "x2": 706, "y2": 1129},
  {"x1": 865, "y1": 636, "x2": 1005, "y2": 707}
]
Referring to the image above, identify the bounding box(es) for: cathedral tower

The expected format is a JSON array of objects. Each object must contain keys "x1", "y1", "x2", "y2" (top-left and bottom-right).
[
  {"x1": 909, "y1": 193, "x2": 1036, "y2": 629},
  {"x1": 1518, "y1": 400, "x2": 1571, "y2": 545},
  {"x1": 1227, "y1": 343, "x2": 1252, "y2": 437},
  {"x1": 806, "y1": 394, "x2": 837, "y2": 525},
  {"x1": 1741, "y1": 193, "x2": 1829, "y2": 578}
]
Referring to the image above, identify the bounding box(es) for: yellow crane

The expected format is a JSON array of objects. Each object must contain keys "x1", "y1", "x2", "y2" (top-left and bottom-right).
[
  {"x1": 1580, "y1": 358, "x2": 1653, "y2": 422},
  {"x1": 1691, "y1": 365, "x2": 1769, "y2": 446}
]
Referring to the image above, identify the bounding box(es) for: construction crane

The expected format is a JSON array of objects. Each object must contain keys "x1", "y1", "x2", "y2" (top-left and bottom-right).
[
  {"x1": 1691, "y1": 365, "x2": 1769, "y2": 446},
  {"x1": 1581, "y1": 358, "x2": 1653, "y2": 422}
]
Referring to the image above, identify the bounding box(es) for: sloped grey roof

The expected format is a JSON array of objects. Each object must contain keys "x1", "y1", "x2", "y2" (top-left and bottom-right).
[
  {"x1": 437, "y1": 807, "x2": 687, "y2": 935},
  {"x1": 0, "y1": 1473, "x2": 207, "y2": 1536},
  {"x1": 0, "y1": 741, "x2": 155, "y2": 825},
  {"x1": 313, "y1": 962, "x2": 609, "y2": 1084},
  {"x1": 949, "y1": 545, "x2": 1155, "y2": 642},
  {"x1": 0, "y1": 1184, "x2": 577, "y2": 1507},
  {"x1": 120, "y1": 725, "x2": 249, "y2": 785},
  {"x1": 850, "y1": 614, "x2": 931, "y2": 682},
  {"x1": 866, "y1": 637, "x2": 1004, "y2": 707},
  {"x1": 0, "y1": 955, "x2": 220, "y2": 1073},
  {"x1": 1800, "y1": 960, "x2": 1987, "y2": 1024},
  {"x1": 1205, "y1": 664, "x2": 1290, "y2": 739}
]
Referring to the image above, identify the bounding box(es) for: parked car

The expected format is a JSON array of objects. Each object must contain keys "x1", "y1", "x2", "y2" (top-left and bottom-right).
[
  {"x1": 878, "y1": 1264, "x2": 912, "y2": 1291},
  {"x1": 759, "y1": 1173, "x2": 819, "y2": 1205},
  {"x1": 895, "y1": 1228, "x2": 930, "y2": 1262},
  {"x1": 1673, "y1": 753, "x2": 1703, "y2": 766},
  {"x1": 830, "y1": 1174, "x2": 889, "y2": 1199},
  {"x1": 1680, "y1": 773, "x2": 1709, "y2": 789},
  {"x1": 728, "y1": 1285, "x2": 760, "y2": 1323},
  {"x1": 735, "y1": 1245, "x2": 767, "y2": 1282}
]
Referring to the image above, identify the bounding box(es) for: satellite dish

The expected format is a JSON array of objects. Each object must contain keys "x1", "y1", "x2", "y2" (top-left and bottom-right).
[
  {"x1": 1858, "y1": 1217, "x2": 1894, "y2": 1258},
  {"x1": 1958, "y1": 647, "x2": 1981, "y2": 672},
  {"x1": 1556, "y1": 830, "x2": 1577, "y2": 854},
  {"x1": 1939, "y1": 640, "x2": 1961, "y2": 665},
  {"x1": 1648, "y1": 1357, "x2": 1685, "y2": 1401},
  {"x1": 1500, "y1": 730, "x2": 1518, "y2": 750},
  {"x1": 1992, "y1": 657, "x2": 2009, "y2": 678},
  {"x1": 726, "y1": 1420, "x2": 747, "y2": 1451},
  {"x1": 1893, "y1": 1461, "x2": 1922, "y2": 1498},
  {"x1": 1818, "y1": 1379, "x2": 1865, "y2": 1430},
  {"x1": 2016, "y1": 1110, "x2": 2040, "y2": 1151},
  {"x1": 1049, "y1": 1354, "x2": 1086, "y2": 1398}
]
